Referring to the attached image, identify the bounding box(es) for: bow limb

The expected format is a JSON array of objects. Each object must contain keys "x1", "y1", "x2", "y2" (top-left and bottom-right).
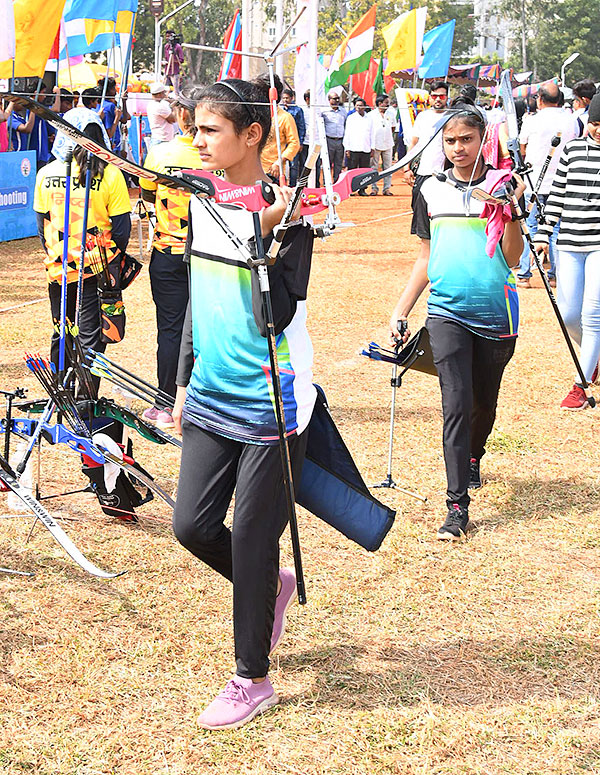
[
  {"x1": 0, "y1": 454, "x2": 124, "y2": 579},
  {"x1": 11, "y1": 419, "x2": 177, "y2": 509}
]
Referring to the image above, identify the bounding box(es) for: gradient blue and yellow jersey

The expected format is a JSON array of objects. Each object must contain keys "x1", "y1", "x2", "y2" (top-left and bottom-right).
[
  {"x1": 181, "y1": 197, "x2": 316, "y2": 445},
  {"x1": 416, "y1": 171, "x2": 519, "y2": 340}
]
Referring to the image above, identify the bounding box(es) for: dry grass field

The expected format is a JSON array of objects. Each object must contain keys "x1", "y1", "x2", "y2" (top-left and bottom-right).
[{"x1": 1, "y1": 175, "x2": 599, "y2": 774}]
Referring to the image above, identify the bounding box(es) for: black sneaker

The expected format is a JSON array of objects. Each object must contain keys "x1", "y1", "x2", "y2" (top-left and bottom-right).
[
  {"x1": 469, "y1": 457, "x2": 482, "y2": 489},
  {"x1": 437, "y1": 504, "x2": 470, "y2": 540}
]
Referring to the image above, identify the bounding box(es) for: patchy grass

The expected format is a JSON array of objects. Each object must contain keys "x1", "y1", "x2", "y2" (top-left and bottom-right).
[{"x1": 1, "y1": 178, "x2": 600, "y2": 774}]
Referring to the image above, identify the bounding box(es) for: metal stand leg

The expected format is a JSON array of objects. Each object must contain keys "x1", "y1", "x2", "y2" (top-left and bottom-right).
[{"x1": 371, "y1": 364, "x2": 427, "y2": 503}]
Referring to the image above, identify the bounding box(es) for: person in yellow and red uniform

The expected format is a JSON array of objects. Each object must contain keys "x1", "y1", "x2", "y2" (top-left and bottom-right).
[
  {"x1": 33, "y1": 108, "x2": 131, "y2": 375},
  {"x1": 140, "y1": 95, "x2": 202, "y2": 429}
]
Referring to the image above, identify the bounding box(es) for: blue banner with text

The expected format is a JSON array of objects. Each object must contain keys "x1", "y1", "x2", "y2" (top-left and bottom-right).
[{"x1": 0, "y1": 151, "x2": 37, "y2": 243}]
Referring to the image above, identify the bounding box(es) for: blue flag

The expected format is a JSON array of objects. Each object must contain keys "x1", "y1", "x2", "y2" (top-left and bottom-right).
[{"x1": 418, "y1": 19, "x2": 455, "y2": 79}]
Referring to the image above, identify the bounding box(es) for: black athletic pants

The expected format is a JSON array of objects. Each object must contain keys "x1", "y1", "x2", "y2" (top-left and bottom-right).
[
  {"x1": 173, "y1": 420, "x2": 308, "y2": 679},
  {"x1": 148, "y1": 248, "x2": 189, "y2": 399},
  {"x1": 48, "y1": 277, "x2": 105, "y2": 391},
  {"x1": 427, "y1": 317, "x2": 515, "y2": 510},
  {"x1": 347, "y1": 151, "x2": 371, "y2": 170}
]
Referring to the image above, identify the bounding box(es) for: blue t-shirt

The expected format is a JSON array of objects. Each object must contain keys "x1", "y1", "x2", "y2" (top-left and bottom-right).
[
  {"x1": 97, "y1": 101, "x2": 121, "y2": 151},
  {"x1": 415, "y1": 169, "x2": 519, "y2": 340},
  {"x1": 7, "y1": 114, "x2": 27, "y2": 151}
]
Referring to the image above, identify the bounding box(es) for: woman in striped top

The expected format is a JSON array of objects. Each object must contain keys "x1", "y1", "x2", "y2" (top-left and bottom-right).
[{"x1": 534, "y1": 93, "x2": 600, "y2": 410}]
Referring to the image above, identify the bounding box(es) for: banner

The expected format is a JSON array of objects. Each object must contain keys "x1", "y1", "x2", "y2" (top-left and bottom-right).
[
  {"x1": 0, "y1": 0, "x2": 66, "y2": 78},
  {"x1": 59, "y1": 0, "x2": 137, "y2": 59},
  {"x1": 0, "y1": 0, "x2": 15, "y2": 62},
  {"x1": 218, "y1": 9, "x2": 242, "y2": 80},
  {"x1": 0, "y1": 152, "x2": 37, "y2": 243},
  {"x1": 418, "y1": 19, "x2": 455, "y2": 79},
  {"x1": 383, "y1": 7, "x2": 427, "y2": 76}
]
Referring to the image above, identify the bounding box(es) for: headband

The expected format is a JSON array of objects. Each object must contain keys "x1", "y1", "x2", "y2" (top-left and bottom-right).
[
  {"x1": 217, "y1": 80, "x2": 256, "y2": 123},
  {"x1": 172, "y1": 94, "x2": 197, "y2": 111}
]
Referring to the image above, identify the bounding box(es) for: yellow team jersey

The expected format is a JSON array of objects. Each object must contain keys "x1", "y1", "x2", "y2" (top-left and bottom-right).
[
  {"x1": 140, "y1": 135, "x2": 202, "y2": 255},
  {"x1": 33, "y1": 159, "x2": 131, "y2": 285}
]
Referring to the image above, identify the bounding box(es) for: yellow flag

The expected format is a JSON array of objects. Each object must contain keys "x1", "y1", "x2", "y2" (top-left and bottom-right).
[
  {"x1": 0, "y1": 0, "x2": 66, "y2": 78},
  {"x1": 382, "y1": 7, "x2": 427, "y2": 76}
]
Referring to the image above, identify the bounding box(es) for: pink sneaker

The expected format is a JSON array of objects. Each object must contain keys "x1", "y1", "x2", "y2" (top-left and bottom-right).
[
  {"x1": 156, "y1": 409, "x2": 175, "y2": 429},
  {"x1": 197, "y1": 676, "x2": 279, "y2": 730},
  {"x1": 142, "y1": 406, "x2": 160, "y2": 421},
  {"x1": 270, "y1": 568, "x2": 297, "y2": 655}
]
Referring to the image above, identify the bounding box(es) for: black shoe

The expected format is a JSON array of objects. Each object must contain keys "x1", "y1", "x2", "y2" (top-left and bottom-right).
[
  {"x1": 468, "y1": 457, "x2": 482, "y2": 489},
  {"x1": 358, "y1": 190, "x2": 368, "y2": 196},
  {"x1": 383, "y1": 190, "x2": 394, "y2": 196},
  {"x1": 370, "y1": 190, "x2": 378, "y2": 196},
  {"x1": 437, "y1": 504, "x2": 470, "y2": 540}
]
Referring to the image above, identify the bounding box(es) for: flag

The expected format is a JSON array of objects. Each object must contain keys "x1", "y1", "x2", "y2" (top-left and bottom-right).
[
  {"x1": 59, "y1": 0, "x2": 137, "y2": 60},
  {"x1": 382, "y1": 7, "x2": 427, "y2": 76},
  {"x1": 218, "y1": 9, "x2": 242, "y2": 80},
  {"x1": 294, "y1": 43, "x2": 328, "y2": 111},
  {"x1": 372, "y1": 52, "x2": 384, "y2": 95},
  {"x1": 325, "y1": 5, "x2": 376, "y2": 90},
  {"x1": 349, "y1": 57, "x2": 396, "y2": 106},
  {"x1": 0, "y1": 0, "x2": 66, "y2": 78},
  {"x1": 0, "y1": 0, "x2": 15, "y2": 63},
  {"x1": 418, "y1": 19, "x2": 455, "y2": 78}
]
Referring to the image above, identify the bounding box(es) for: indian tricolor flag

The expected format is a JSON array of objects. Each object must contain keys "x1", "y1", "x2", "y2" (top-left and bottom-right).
[{"x1": 325, "y1": 5, "x2": 376, "y2": 90}]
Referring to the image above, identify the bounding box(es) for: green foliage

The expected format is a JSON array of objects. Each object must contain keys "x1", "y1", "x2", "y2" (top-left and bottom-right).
[
  {"x1": 132, "y1": 0, "x2": 236, "y2": 85},
  {"x1": 493, "y1": 0, "x2": 600, "y2": 82}
]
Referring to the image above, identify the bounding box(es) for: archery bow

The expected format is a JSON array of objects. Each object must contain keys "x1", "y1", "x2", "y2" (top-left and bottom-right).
[
  {"x1": 5, "y1": 93, "x2": 452, "y2": 224},
  {"x1": 23, "y1": 355, "x2": 177, "y2": 507},
  {"x1": 0, "y1": 452, "x2": 123, "y2": 578}
]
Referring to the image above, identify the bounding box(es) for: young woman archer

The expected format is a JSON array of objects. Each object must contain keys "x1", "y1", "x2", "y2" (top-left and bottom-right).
[
  {"x1": 171, "y1": 78, "x2": 316, "y2": 730},
  {"x1": 389, "y1": 106, "x2": 525, "y2": 539}
]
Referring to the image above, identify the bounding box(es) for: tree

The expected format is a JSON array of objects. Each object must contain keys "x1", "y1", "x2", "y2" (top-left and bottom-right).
[
  {"x1": 132, "y1": 0, "x2": 237, "y2": 84},
  {"x1": 493, "y1": 0, "x2": 600, "y2": 82}
]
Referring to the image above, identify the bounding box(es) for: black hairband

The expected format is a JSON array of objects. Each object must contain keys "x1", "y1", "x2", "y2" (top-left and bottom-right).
[
  {"x1": 217, "y1": 80, "x2": 255, "y2": 122},
  {"x1": 173, "y1": 95, "x2": 196, "y2": 111},
  {"x1": 452, "y1": 106, "x2": 487, "y2": 125}
]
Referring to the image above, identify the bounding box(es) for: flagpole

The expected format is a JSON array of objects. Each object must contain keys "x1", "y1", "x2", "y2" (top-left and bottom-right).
[
  {"x1": 8, "y1": 58, "x2": 15, "y2": 151},
  {"x1": 117, "y1": 13, "x2": 137, "y2": 108},
  {"x1": 241, "y1": 0, "x2": 250, "y2": 79},
  {"x1": 308, "y1": 0, "x2": 318, "y2": 185},
  {"x1": 100, "y1": 19, "x2": 119, "y2": 112},
  {"x1": 64, "y1": 39, "x2": 75, "y2": 94}
]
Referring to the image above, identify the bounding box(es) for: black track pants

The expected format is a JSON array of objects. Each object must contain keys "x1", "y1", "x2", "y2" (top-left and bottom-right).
[
  {"x1": 427, "y1": 316, "x2": 515, "y2": 510},
  {"x1": 148, "y1": 249, "x2": 189, "y2": 399},
  {"x1": 173, "y1": 419, "x2": 307, "y2": 679}
]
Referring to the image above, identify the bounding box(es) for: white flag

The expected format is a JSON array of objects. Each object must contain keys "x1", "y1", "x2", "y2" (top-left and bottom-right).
[{"x1": 0, "y1": 0, "x2": 16, "y2": 62}]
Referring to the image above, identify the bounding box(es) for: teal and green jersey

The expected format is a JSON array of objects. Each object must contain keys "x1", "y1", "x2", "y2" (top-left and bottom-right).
[
  {"x1": 182, "y1": 197, "x2": 316, "y2": 445},
  {"x1": 416, "y1": 171, "x2": 519, "y2": 340}
]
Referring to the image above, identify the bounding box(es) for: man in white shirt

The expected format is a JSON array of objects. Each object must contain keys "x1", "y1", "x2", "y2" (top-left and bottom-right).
[
  {"x1": 368, "y1": 94, "x2": 395, "y2": 195},
  {"x1": 403, "y1": 82, "x2": 449, "y2": 231},
  {"x1": 146, "y1": 83, "x2": 177, "y2": 147},
  {"x1": 516, "y1": 81, "x2": 578, "y2": 287},
  {"x1": 343, "y1": 98, "x2": 371, "y2": 195}
]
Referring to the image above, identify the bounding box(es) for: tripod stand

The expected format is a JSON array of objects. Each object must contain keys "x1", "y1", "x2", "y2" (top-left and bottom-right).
[{"x1": 371, "y1": 337, "x2": 427, "y2": 503}]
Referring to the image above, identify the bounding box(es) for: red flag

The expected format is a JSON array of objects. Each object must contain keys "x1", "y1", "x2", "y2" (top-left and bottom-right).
[
  {"x1": 49, "y1": 26, "x2": 61, "y2": 61},
  {"x1": 350, "y1": 58, "x2": 395, "y2": 106},
  {"x1": 218, "y1": 9, "x2": 242, "y2": 80}
]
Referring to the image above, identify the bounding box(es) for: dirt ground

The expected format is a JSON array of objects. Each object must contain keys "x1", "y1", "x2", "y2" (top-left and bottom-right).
[{"x1": 1, "y1": 174, "x2": 600, "y2": 774}]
